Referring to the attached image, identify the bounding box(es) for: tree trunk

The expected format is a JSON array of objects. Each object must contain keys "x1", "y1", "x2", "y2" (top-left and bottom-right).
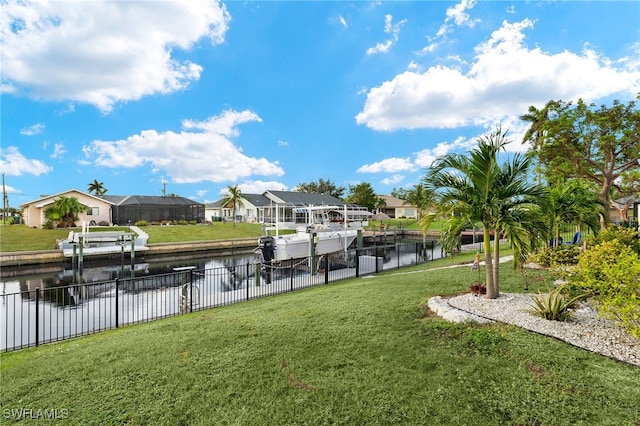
[
  {"x1": 492, "y1": 234, "x2": 500, "y2": 296},
  {"x1": 484, "y1": 227, "x2": 498, "y2": 299},
  {"x1": 599, "y1": 180, "x2": 613, "y2": 226}
]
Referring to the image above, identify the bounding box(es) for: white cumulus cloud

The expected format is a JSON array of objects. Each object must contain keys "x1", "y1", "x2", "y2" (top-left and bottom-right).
[
  {"x1": 357, "y1": 19, "x2": 640, "y2": 131},
  {"x1": 1, "y1": 0, "x2": 231, "y2": 112},
  {"x1": 82, "y1": 109, "x2": 284, "y2": 184},
  {"x1": 357, "y1": 157, "x2": 416, "y2": 173},
  {"x1": 0, "y1": 146, "x2": 53, "y2": 176}
]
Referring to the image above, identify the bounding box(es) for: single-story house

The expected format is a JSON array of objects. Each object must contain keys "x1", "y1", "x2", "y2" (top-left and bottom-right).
[
  {"x1": 376, "y1": 195, "x2": 418, "y2": 219},
  {"x1": 609, "y1": 194, "x2": 639, "y2": 225},
  {"x1": 20, "y1": 189, "x2": 113, "y2": 228},
  {"x1": 205, "y1": 193, "x2": 272, "y2": 223},
  {"x1": 206, "y1": 190, "x2": 361, "y2": 224},
  {"x1": 20, "y1": 190, "x2": 205, "y2": 228}
]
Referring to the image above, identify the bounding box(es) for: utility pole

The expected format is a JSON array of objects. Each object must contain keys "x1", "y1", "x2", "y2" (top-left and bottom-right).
[
  {"x1": 2, "y1": 173, "x2": 7, "y2": 225},
  {"x1": 161, "y1": 179, "x2": 167, "y2": 197}
]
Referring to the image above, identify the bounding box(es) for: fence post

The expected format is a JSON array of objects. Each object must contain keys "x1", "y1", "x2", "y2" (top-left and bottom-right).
[
  {"x1": 290, "y1": 258, "x2": 294, "y2": 292},
  {"x1": 115, "y1": 279, "x2": 119, "y2": 328},
  {"x1": 189, "y1": 269, "x2": 194, "y2": 313},
  {"x1": 324, "y1": 254, "x2": 329, "y2": 284},
  {"x1": 246, "y1": 262, "x2": 250, "y2": 301},
  {"x1": 355, "y1": 249, "x2": 360, "y2": 278},
  {"x1": 397, "y1": 243, "x2": 400, "y2": 269},
  {"x1": 35, "y1": 288, "x2": 40, "y2": 347}
]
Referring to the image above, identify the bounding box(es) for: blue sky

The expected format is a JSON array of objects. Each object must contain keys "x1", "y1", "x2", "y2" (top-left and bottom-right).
[{"x1": 2, "y1": 0, "x2": 639, "y2": 206}]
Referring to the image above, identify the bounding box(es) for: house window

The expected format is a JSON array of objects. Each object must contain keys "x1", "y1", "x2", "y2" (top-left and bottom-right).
[
  {"x1": 404, "y1": 208, "x2": 415, "y2": 217},
  {"x1": 87, "y1": 207, "x2": 99, "y2": 216}
]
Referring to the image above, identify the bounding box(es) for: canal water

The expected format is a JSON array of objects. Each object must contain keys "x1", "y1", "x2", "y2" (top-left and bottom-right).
[{"x1": 1, "y1": 241, "x2": 445, "y2": 351}]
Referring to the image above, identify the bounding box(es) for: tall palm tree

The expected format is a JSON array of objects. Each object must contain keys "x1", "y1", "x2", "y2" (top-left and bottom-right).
[
  {"x1": 520, "y1": 102, "x2": 557, "y2": 185},
  {"x1": 220, "y1": 185, "x2": 244, "y2": 227},
  {"x1": 423, "y1": 128, "x2": 544, "y2": 299},
  {"x1": 87, "y1": 179, "x2": 107, "y2": 195},
  {"x1": 44, "y1": 196, "x2": 90, "y2": 228}
]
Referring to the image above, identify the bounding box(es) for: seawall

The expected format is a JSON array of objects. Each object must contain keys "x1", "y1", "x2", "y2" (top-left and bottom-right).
[{"x1": 0, "y1": 238, "x2": 259, "y2": 268}]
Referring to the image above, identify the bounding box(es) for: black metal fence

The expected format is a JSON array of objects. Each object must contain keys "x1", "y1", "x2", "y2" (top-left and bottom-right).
[{"x1": 3, "y1": 241, "x2": 450, "y2": 352}]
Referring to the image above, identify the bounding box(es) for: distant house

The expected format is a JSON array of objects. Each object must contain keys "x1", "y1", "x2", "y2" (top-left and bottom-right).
[
  {"x1": 206, "y1": 190, "x2": 358, "y2": 223},
  {"x1": 205, "y1": 193, "x2": 271, "y2": 223},
  {"x1": 610, "y1": 195, "x2": 640, "y2": 225},
  {"x1": 99, "y1": 195, "x2": 205, "y2": 225},
  {"x1": 21, "y1": 190, "x2": 205, "y2": 227},
  {"x1": 376, "y1": 195, "x2": 418, "y2": 219},
  {"x1": 20, "y1": 189, "x2": 113, "y2": 228}
]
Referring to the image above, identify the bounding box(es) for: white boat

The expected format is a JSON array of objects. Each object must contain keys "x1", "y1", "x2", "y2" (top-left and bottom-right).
[{"x1": 257, "y1": 205, "x2": 370, "y2": 262}]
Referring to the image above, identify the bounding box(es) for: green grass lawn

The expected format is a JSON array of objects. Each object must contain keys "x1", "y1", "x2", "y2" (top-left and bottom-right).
[
  {"x1": 0, "y1": 221, "x2": 440, "y2": 252},
  {"x1": 2, "y1": 259, "x2": 638, "y2": 425},
  {"x1": 0, "y1": 223, "x2": 265, "y2": 252}
]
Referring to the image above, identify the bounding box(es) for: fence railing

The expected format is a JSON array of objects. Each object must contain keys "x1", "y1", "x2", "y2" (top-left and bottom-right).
[{"x1": 3, "y1": 241, "x2": 454, "y2": 352}]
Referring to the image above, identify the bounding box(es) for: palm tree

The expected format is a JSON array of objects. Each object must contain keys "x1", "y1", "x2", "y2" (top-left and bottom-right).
[
  {"x1": 220, "y1": 185, "x2": 244, "y2": 227},
  {"x1": 520, "y1": 102, "x2": 557, "y2": 185},
  {"x1": 423, "y1": 128, "x2": 544, "y2": 299},
  {"x1": 44, "y1": 196, "x2": 90, "y2": 228},
  {"x1": 403, "y1": 184, "x2": 434, "y2": 222},
  {"x1": 87, "y1": 179, "x2": 107, "y2": 195},
  {"x1": 543, "y1": 180, "x2": 603, "y2": 247}
]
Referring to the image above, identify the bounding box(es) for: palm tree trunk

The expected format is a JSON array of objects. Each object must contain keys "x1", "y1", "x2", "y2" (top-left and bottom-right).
[
  {"x1": 492, "y1": 233, "x2": 500, "y2": 298},
  {"x1": 484, "y1": 226, "x2": 497, "y2": 299}
]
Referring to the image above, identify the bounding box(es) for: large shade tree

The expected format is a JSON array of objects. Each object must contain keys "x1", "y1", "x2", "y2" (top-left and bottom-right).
[
  {"x1": 294, "y1": 178, "x2": 345, "y2": 199},
  {"x1": 423, "y1": 128, "x2": 544, "y2": 299},
  {"x1": 524, "y1": 97, "x2": 640, "y2": 224},
  {"x1": 345, "y1": 182, "x2": 383, "y2": 212}
]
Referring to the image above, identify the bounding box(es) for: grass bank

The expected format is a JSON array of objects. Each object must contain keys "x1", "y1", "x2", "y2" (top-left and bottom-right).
[
  {"x1": 2, "y1": 259, "x2": 638, "y2": 425},
  {"x1": 0, "y1": 221, "x2": 442, "y2": 253},
  {"x1": 0, "y1": 223, "x2": 265, "y2": 252}
]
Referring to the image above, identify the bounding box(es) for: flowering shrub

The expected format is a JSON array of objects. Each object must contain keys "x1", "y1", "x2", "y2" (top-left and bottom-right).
[{"x1": 571, "y1": 239, "x2": 640, "y2": 338}]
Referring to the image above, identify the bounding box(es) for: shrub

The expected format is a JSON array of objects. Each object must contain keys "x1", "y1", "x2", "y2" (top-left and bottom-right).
[
  {"x1": 177, "y1": 220, "x2": 189, "y2": 225},
  {"x1": 42, "y1": 219, "x2": 55, "y2": 229},
  {"x1": 98, "y1": 221, "x2": 110, "y2": 226},
  {"x1": 587, "y1": 226, "x2": 640, "y2": 254},
  {"x1": 571, "y1": 239, "x2": 640, "y2": 337},
  {"x1": 530, "y1": 284, "x2": 585, "y2": 321},
  {"x1": 529, "y1": 245, "x2": 581, "y2": 268},
  {"x1": 134, "y1": 220, "x2": 148, "y2": 226}
]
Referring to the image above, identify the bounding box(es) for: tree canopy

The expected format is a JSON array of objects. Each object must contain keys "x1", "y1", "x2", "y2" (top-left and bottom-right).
[
  {"x1": 294, "y1": 178, "x2": 345, "y2": 199},
  {"x1": 523, "y1": 97, "x2": 640, "y2": 223},
  {"x1": 220, "y1": 185, "x2": 244, "y2": 227},
  {"x1": 87, "y1": 179, "x2": 107, "y2": 195},
  {"x1": 345, "y1": 182, "x2": 382, "y2": 212},
  {"x1": 44, "y1": 196, "x2": 90, "y2": 228}
]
